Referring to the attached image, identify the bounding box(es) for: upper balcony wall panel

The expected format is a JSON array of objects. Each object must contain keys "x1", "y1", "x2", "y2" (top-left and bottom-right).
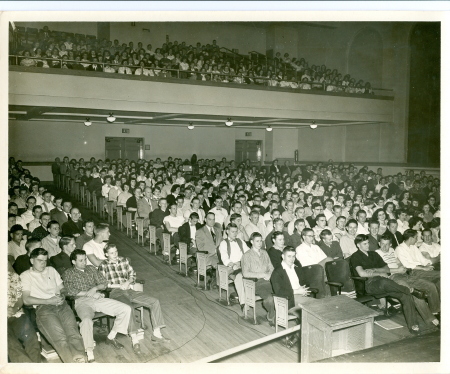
[{"x1": 9, "y1": 68, "x2": 393, "y2": 123}]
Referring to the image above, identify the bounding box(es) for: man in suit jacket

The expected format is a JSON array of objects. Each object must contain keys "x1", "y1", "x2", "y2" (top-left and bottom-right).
[
  {"x1": 195, "y1": 212, "x2": 223, "y2": 287},
  {"x1": 385, "y1": 219, "x2": 404, "y2": 248},
  {"x1": 137, "y1": 187, "x2": 154, "y2": 227},
  {"x1": 178, "y1": 212, "x2": 202, "y2": 255},
  {"x1": 51, "y1": 200, "x2": 72, "y2": 227},
  {"x1": 270, "y1": 246, "x2": 314, "y2": 310},
  {"x1": 61, "y1": 207, "x2": 83, "y2": 237}
]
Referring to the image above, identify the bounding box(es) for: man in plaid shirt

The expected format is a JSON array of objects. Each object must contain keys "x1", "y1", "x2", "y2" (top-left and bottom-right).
[
  {"x1": 98, "y1": 243, "x2": 170, "y2": 344},
  {"x1": 63, "y1": 249, "x2": 135, "y2": 362}
]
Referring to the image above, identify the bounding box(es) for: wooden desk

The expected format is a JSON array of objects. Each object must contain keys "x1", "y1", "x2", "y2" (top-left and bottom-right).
[{"x1": 299, "y1": 295, "x2": 379, "y2": 362}]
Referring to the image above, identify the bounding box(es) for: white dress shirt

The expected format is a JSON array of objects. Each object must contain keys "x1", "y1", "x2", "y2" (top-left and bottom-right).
[
  {"x1": 395, "y1": 242, "x2": 431, "y2": 269},
  {"x1": 295, "y1": 242, "x2": 327, "y2": 267},
  {"x1": 219, "y1": 239, "x2": 250, "y2": 266},
  {"x1": 281, "y1": 261, "x2": 301, "y2": 290}
]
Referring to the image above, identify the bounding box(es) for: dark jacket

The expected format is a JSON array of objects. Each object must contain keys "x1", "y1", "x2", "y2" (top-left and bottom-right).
[
  {"x1": 271, "y1": 264, "x2": 303, "y2": 309},
  {"x1": 178, "y1": 221, "x2": 202, "y2": 246}
]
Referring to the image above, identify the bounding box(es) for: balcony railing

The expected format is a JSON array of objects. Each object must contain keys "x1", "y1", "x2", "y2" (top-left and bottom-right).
[{"x1": 9, "y1": 55, "x2": 394, "y2": 98}]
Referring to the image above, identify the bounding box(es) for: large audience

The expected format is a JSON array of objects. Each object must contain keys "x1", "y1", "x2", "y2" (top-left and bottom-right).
[
  {"x1": 7, "y1": 154, "x2": 440, "y2": 362},
  {"x1": 11, "y1": 25, "x2": 375, "y2": 94}
]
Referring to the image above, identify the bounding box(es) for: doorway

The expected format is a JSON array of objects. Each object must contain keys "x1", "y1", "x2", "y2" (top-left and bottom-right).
[
  {"x1": 105, "y1": 137, "x2": 144, "y2": 161},
  {"x1": 235, "y1": 140, "x2": 262, "y2": 165}
]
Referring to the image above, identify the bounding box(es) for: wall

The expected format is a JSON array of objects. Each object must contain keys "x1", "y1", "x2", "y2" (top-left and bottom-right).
[
  {"x1": 273, "y1": 128, "x2": 299, "y2": 159},
  {"x1": 9, "y1": 120, "x2": 269, "y2": 163}
]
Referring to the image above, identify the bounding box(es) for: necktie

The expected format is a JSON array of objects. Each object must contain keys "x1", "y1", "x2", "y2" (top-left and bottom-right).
[{"x1": 211, "y1": 228, "x2": 216, "y2": 244}]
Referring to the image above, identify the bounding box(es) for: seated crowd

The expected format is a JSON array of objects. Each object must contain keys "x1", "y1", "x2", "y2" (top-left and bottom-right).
[
  {"x1": 11, "y1": 25, "x2": 374, "y2": 94},
  {"x1": 7, "y1": 155, "x2": 440, "y2": 362}
]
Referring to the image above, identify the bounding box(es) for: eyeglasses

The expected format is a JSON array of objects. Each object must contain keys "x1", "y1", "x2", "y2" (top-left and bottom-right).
[{"x1": 304, "y1": 234, "x2": 314, "y2": 237}]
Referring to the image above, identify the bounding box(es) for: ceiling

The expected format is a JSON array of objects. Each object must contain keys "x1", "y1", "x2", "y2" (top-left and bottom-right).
[{"x1": 9, "y1": 105, "x2": 378, "y2": 129}]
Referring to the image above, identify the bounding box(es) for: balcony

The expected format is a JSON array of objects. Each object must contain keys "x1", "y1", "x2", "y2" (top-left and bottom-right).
[{"x1": 9, "y1": 64, "x2": 394, "y2": 128}]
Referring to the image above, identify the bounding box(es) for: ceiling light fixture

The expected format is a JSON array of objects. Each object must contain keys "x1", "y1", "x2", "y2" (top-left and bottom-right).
[
  {"x1": 266, "y1": 125, "x2": 273, "y2": 132},
  {"x1": 187, "y1": 122, "x2": 194, "y2": 130},
  {"x1": 84, "y1": 118, "x2": 92, "y2": 127},
  {"x1": 107, "y1": 113, "x2": 116, "y2": 123},
  {"x1": 225, "y1": 118, "x2": 233, "y2": 127},
  {"x1": 310, "y1": 121, "x2": 318, "y2": 129}
]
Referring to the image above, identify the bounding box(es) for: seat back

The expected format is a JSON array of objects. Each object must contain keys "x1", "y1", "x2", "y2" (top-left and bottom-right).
[
  {"x1": 243, "y1": 278, "x2": 257, "y2": 308},
  {"x1": 273, "y1": 296, "x2": 289, "y2": 332},
  {"x1": 136, "y1": 217, "x2": 144, "y2": 243},
  {"x1": 325, "y1": 260, "x2": 355, "y2": 296},
  {"x1": 197, "y1": 252, "x2": 207, "y2": 277},
  {"x1": 217, "y1": 265, "x2": 230, "y2": 291},
  {"x1": 148, "y1": 225, "x2": 156, "y2": 253},
  {"x1": 298, "y1": 264, "x2": 327, "y2": 298},
  {"x1": 179, "y1": 242, "x2": 188, "y2": 263},
  {"x1": 86, "y1": 189, "x2": 92, "y2": 208},
  {"x1": 116, "y1": 206, "x2": 123, "y2": 229},
  {"x1": 163, "y1": 233, "x2": 171, "y2": 257},
  {"x1": 106, "y1": 201, "x2": 115, "y2": 224}
]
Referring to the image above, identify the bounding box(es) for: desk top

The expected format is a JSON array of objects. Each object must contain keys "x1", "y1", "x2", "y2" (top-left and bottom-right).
[{"x1": 295, "y1": 295, "x2": 379, "y2": 327}]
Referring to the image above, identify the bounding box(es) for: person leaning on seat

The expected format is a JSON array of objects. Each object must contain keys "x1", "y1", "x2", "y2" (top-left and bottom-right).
[{"x1": 98, "y1": 243, "x2": 171, "y2": 352}]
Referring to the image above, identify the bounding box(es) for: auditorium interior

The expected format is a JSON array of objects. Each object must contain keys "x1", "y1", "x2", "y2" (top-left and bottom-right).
[{"x1": 6, "y1": 20, "x2": 442, "y2": 367}]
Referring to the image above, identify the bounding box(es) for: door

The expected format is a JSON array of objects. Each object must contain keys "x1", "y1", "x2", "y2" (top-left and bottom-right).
[
  {"x1": 235, "y1": 140, "x2": 262, "y2": 165},
  {"x1": 105, "y1": 137, "x2": 144, "y2": 161}
]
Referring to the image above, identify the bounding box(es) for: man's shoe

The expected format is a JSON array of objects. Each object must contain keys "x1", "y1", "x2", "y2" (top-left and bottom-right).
[
  {"x1": 132, "y1": 343, "x2": 142, "y2": 355},
  {"x1": 267, "y1": 313, "x2": 275, "y2": 327},
  {"x1": 151, "y1": 334, "x2": 171, "y2": 343},
  {"x1": 105, "y1": 337, "x2": 124, "y2": 350}
]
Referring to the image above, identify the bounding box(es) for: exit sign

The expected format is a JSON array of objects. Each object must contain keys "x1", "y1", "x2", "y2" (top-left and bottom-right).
[
  {"x1": 245, "y1": 132, "x2": 252, "y2": 137},
  {"x1": 122, "y1": 128, "x2": 130, "y2": 134}
]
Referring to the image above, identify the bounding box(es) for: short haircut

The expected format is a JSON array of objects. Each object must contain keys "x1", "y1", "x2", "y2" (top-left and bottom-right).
[
  {"x1": 319, "y1": 229, "x2": 332, "y2": 239},
  {"x1": 282, "y1": 246, "x2": 295, "y2": 254},
  {"x1": 273, "y1": 217, "x2": 284, "y2": 226},
  {"x1": 83, "y1": 218, "x2": 95, "y2": 227},
  {"x1": 315, "y1": 213, "x2": 326, "y2": 222},
  {"x1": 387, "y1": 219, "x2": 397, "y2": 226},
  {"x1": 10, "y1": 224, "x2": 24, "y2": 234},
  {"x1": 354, "y1": 234, "x2": 369, "y2": 247},
  {"x1": 26, "y1": 196, "x2": 36, "y2": 203},
  {"x1": 103, "y1": 243, "x2": 117, "y2": 255},
  {"x1": 30, "y1": 247, "x2": 48, "y2": 259},
  {"x1": 229, "y1": 213, "x2": 241, "y2": 222},
  {"x1": 70, "y1": 249, "x2": 86, "y2": 263},
  {"x1": 403, "y1": 229, "x2": 418, "y2": 241},
  {"x1": 168, "y1": 203, "x2": 177, "y2": 210},
  {"x1": 379, "y1": 233, "x2": 392, "y2": 243},
  {"x1": 357, "y1": 210, "x2": 367, "y2": 217},
  {"x1": 40, "y1": 212, "x2": 51, "y2": 219},
  {"x1": 32, "y1": 205, "x2": 42, "y2": 213},
  {"x1": 294, "y1": 218, "x2": 306, "y2": 227},
  {"x1": 226, "y1": 222, "x2": 238, "y2": 231},
  {"x1": 59, "y1": 236, "x2": 74, "y2": 250},
  {"x1": 271, "y1": 231, "x2": 284, "y2": 243},
  {"x1": 368, "y1": 220, "x2": 380, "y2": 227},
  {"x1": 25, "y1": 238, "x2": 42, "y2": 252},
  {"x1": 47, "y1": 220, "x2": 60, "y2": 229},
  {"x1": 250, "y1": 232, "x2": 262, "y2": 241},
  {"x1": 189, "y1": 212, "x2": 199, "y2": 220},
  {"x1": 301, "y1": 228, "x2": 314, "y2": 238},
  {"x1": 345, "y1": 219, "x2": 358, "y2": 228},
  {"x1": 94, "y1": 223, "x2": 109, "y2": 235},
  {"x1": 312, "y1": 203, "x2": 322, "y2": 210}
]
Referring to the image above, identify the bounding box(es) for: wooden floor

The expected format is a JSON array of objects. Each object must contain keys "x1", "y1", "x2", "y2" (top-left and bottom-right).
[{"x1": 45, "y1": 187, "x2": 440, "y2": 363}]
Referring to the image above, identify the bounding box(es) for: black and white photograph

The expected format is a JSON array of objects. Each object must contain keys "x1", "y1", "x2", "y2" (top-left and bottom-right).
[{"x1": 3, "y1": 7, "x2": 447, "y2": 372}]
